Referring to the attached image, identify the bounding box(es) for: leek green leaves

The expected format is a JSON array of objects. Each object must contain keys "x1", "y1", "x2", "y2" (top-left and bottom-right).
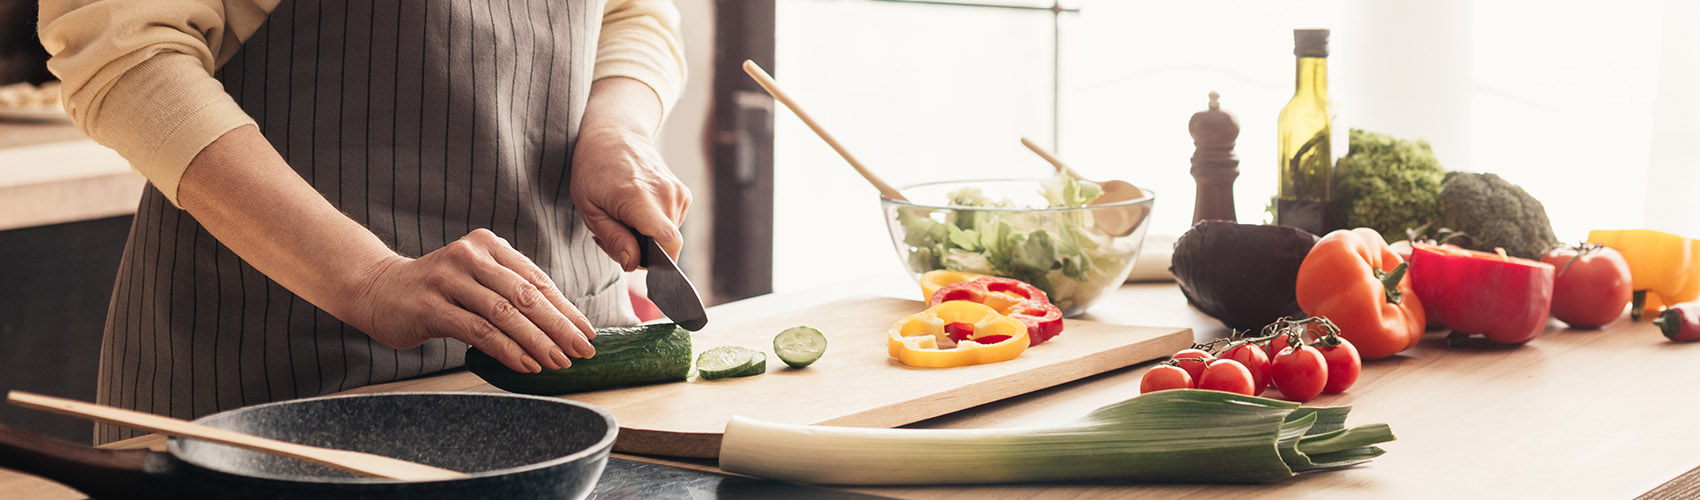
[{"x1": 720, "y1": 389, "x2": 1394, "y2": 485}]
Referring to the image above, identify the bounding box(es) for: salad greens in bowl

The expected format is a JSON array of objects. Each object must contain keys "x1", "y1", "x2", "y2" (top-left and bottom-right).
[{"x1": 882, "y1": 173, "x2": 1156, "y2": 317}]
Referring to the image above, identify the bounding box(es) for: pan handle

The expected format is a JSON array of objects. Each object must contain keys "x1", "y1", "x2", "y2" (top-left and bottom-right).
[{"x1": 0, "y1": 423, "x2": 147, "y2": 500}]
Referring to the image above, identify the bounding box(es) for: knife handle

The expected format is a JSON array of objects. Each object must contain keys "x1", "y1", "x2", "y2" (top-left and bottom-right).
[{"x1": 635, "y1": 233, "x2": 654, "y2": 268}]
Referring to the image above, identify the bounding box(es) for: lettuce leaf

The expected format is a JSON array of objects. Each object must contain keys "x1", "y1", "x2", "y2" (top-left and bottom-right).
[{"x1": 896, "y1": 171, "x2": 1124, "y2": 310}]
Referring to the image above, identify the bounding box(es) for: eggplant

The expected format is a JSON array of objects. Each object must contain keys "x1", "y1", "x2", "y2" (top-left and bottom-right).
[{"x1": 1170, "y1": 221, "x2": 1319, "y2": 329}]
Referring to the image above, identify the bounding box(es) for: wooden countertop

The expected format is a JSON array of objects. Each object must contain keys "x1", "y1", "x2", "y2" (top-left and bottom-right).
[
  {"x1": 0, "y1": 120, "x2": 144, "y2": 230},
  {"x1": 4, "y1": 279, "x2": 1699, "y2": 499}
]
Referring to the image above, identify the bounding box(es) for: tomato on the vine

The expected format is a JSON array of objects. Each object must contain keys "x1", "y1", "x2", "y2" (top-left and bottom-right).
[
  {"x1": 1314, "y1": 337, "x2": 1362, "y2": 394},
  {"x1": 1541, "y1": 244, "x2": 1634, "y2": 329},
  {"x1": 1139, "y1": 364, "x2": 1194, "y2": 394},
  {"x1": 1221, "y1": 343, "x2": 1271, "y2": 393},
  {"x1": 1169, "y1": 348, "x2": 1212, "y2": 387},
  {"x1": 1265, "y1": 330, "x2": 1305, "y2": 360},
  {"x1": 1270, "y1": 345, "x2": 1328, "y2": 402},
  {"x1": 1197, "y1": 359, "x2": 1257, "y2": 396}
]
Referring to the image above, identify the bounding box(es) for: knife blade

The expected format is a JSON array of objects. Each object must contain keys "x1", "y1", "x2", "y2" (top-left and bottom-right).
[{"x1": 638, "y1": 233, "x2": 709, "y2": 331}]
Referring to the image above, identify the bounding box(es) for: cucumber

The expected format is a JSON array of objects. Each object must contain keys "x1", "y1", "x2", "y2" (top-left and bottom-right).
[
  {"x1": 697, "y1": 346, "x2": 761, "y2": 380},
  {"x1": 773, "y1": 326, "x2": 827, "y2": 368},
  {"x1": 466, "y1": 323, "x2": 692, "y2": 395},
  {"x1": 732, "y1": 351, "x2": 766, "y2": 378}
]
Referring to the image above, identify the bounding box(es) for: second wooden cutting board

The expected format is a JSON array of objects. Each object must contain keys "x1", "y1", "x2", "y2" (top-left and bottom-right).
[{"x1": 553, "y1": 295, "x2": 1192, "y2": 458}]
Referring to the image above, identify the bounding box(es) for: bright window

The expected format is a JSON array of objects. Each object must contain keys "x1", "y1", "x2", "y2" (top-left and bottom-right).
[{"x1": 773, "y1": 0, "x2": 1699, "y2": 294}]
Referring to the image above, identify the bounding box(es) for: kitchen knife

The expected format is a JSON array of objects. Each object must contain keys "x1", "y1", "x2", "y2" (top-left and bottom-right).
[{"x1": 638, "y1": 233, "x2": 709, "y2": 331}]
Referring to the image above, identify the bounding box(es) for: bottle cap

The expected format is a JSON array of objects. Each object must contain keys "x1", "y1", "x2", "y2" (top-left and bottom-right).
[{"x1": 1294, "y1": 28, "x2": 1329, "y2": 58}]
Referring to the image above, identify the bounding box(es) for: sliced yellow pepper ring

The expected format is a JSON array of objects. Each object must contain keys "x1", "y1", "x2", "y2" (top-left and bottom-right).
[
  {"x1": 917, "y1": 270, "x2": 990, "y2": 303},
  {"x1": 888, "y1": 301, "x2": 1029, "y2": 368}
]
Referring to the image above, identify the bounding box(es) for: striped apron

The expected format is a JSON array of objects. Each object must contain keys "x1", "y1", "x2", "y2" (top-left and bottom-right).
[{"x1": 94, "y1": 0, "x2": 636, "y2": 443}]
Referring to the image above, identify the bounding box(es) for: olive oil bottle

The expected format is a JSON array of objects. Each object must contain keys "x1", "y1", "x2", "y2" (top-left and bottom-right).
[{"x1": 1275, "y1": 28, "x2": 1333, "y2": 235}]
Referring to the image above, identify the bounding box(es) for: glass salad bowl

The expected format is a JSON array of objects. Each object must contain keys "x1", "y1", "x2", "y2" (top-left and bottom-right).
[{"x1": 881, "y1": 177, "x2": 1157, "y2": 317}]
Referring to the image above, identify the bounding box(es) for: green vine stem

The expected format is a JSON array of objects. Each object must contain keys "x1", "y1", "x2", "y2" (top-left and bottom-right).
[{"x1": 1198, "y1": 316, "x2": 1344, "y2": 356}]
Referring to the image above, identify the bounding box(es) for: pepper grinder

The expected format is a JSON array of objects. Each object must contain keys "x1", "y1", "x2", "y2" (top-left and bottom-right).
[{"x1": 1189, "y1": 91, "x2": 1241, "y2": 224}]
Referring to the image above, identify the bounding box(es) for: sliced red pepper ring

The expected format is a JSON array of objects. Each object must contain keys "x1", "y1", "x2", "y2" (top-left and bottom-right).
[
  {"x1": 1007, "y1": 301, "x2": 1064, "y2": 345},
  {"x1": 928, "y1": 277, "x2": 1066, "y2": 345},
  {"x1": 889, "y1": 301, "x2": 1030, "y2": 368},
  {"x1": 918, "y1": 270, "x2": 991, "y2": 303},
  {"x1": 944, "y1": 322, "x2": 976, "y2": 343}
]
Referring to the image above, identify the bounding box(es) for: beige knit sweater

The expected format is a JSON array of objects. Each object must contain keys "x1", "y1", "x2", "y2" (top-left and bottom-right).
[{"x1": 38, "y1": 0, "x2": 686, "y2": 206}]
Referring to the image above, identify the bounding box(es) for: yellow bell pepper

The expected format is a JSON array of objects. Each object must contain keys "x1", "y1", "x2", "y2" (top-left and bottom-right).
[
  {"x1": 1646, "y1": 238, "x2": 1700, "y2": 313},
  {"x1": 1587, "y1": 229, "x2": 1699, "y2": 320},
  {"x1": 889, "y1": 301, "x2": 1029, "y2": 368},
  {"x1": 918, "y1": 269, "x2": 990, "y2": 302}
]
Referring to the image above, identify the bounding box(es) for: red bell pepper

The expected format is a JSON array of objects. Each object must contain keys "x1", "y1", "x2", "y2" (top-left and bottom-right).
[
  {"x1": 929, "y1": 277, "x2": 1064, "y2": 345},
  {"x1": 1408, "y1": 243, "x2": 1555, "y2": 344},
  {"x1": 1294, "y1": 228, "x2": 1426, "y2": 360}
]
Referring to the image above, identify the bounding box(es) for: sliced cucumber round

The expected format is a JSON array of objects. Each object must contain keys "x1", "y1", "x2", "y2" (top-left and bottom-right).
[
  {"x1": 731, "y1": 351, "x2": 767, "y2": 378},
  {"x1": 697, "y1": 346, "x2": 758, "y2": 380},
  {"x1": 773, "y1": 326, "x2": 828, "y2": 368}
]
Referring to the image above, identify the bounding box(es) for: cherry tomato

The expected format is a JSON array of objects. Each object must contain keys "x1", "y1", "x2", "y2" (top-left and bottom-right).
[
  {"x1": 1197, "y1": 359, "x2": 1257, "y2": 395},
  {"x1": 1221, "y1": 343, "x2": 1271, "y2": 393},
  {"x1": 1264, "y1": 333, "x2": 1292, "y2": 360},
  {"x1": 1264, "y1": 327, "x2": 1318, "y2": 360},
  {"x1": 1139, "y1": 364, "x2": 1194, "y2": 394},
  {"x1": 1270, "y1": 345, "x2": 1328, "y2": 402},
  {"x1": 1169, "y1": 348, "x2": 1212, "y2": 387},
  {"x1": 1541, "y1": 244, "x2": 1634, "y2": 329},
  {"x1": 1315, "y1": 337, "x2": 1362, "y2": 394}
]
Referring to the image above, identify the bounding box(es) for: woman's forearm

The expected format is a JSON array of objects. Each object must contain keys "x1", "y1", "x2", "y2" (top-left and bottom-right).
[
  {"x1": 585, "y1": 77, "x2": 664, "y2": 138},
  {"x1": 571, "y1": 77, "x2": 692, "y2": 268},
  {"x1": 175, "y1": 125, "x2": 396, "y2": 321},
  {"x1": 175, "y1": 125, "x2": 595, "y2": 373}
]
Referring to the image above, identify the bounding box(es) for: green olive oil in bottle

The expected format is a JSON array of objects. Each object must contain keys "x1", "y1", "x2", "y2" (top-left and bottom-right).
[{"x1": 1275, "y1": 28, "x2": 1333, "y2": 235}]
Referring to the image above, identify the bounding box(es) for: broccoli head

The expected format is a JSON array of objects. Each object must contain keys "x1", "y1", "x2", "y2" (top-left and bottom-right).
[
  {"x1": 1330, "y1": 129, "x2": 1447, "y2": 241},
  {"x1": 1439, "y1": 172, "x2": 1561, "y2": 259}
]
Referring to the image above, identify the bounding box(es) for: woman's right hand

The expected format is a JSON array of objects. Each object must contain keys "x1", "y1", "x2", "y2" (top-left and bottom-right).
[{"x1": 345, "y1": 229, "x2": 597, "y2": 374}]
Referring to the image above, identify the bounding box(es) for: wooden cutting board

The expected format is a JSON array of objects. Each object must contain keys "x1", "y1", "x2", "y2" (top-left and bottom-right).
[{"x1": 554, "y1": 296, "x2": 1192, "y2": 458}]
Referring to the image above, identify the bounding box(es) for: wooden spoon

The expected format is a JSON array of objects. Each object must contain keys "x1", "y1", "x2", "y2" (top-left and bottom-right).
[
  {"x1": 741, "y1": 60, "x2": 907, "y2": 201},
  {"x1": 1019, "y1": 137, "x2": 1149, "y2": 236},
  {"x1": 7, "y1": 391, "x2": 467, "y2": 481}
]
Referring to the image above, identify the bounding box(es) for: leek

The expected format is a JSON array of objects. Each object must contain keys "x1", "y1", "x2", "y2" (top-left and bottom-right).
[{"x1": 718, "y1": 390, "x2": 1394, "y2": 485}]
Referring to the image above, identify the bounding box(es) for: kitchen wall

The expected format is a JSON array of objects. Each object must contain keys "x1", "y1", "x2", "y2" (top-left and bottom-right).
[{"x1": 0, "y1": 216, "x2": 131, "y2": 444}]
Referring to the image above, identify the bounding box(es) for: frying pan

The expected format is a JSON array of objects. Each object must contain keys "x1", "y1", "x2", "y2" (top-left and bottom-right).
[{"x1": 0, "y1": 392, "x2": 616, "y2": 499}]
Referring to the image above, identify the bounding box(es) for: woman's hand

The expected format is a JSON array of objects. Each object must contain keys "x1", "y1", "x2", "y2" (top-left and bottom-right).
[
  {"x1": 348, "y1": 229, "x2": 598, "y2": 374},
  {"x1": 179, "y1": 126, "x2": 593, "y2": 375},
  {"x1": 571, "y1": 77, "x2": 691, "y2": 270}
]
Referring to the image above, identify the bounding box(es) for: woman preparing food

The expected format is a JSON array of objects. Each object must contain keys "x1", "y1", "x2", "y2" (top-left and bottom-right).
[{"x1": 37, "y1": 0, "x2": 690, "y2": 442}]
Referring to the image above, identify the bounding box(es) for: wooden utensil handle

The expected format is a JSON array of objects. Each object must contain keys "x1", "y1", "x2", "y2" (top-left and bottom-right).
[
  {"x1": 1020, "y1": 137, "x2": 1084, "y2": 180},
  {"x1": 740, "y1": 60, "x2": 907, "y2": 202},
  {"x1": 7, "y1": 391, "x2": 466, "y2": 481},
  {"x1": 0, "y1": 423, "x2": 147, "y2": 500}
]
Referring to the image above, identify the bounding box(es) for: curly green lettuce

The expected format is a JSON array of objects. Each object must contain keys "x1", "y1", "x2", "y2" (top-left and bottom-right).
[
  {"x1": 1330, "y1": 129, "x2": 1447, "y2": 241},
  {"x1": 896, "y1": 172, "x2": 1128, "y2": 312}
]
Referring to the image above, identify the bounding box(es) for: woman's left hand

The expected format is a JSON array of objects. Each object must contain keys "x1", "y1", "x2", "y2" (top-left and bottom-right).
[{"x1": 570, "y1": 77, "x2": 691, "y2": 271}]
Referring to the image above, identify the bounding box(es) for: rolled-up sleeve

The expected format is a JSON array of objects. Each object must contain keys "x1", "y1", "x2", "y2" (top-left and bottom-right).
[
  {"x1": 38, "y1": 0, "x2": 273, "y2": 206},
  {"x1": 595, "y1": 0, "x2": 688, "y2": 120}
]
